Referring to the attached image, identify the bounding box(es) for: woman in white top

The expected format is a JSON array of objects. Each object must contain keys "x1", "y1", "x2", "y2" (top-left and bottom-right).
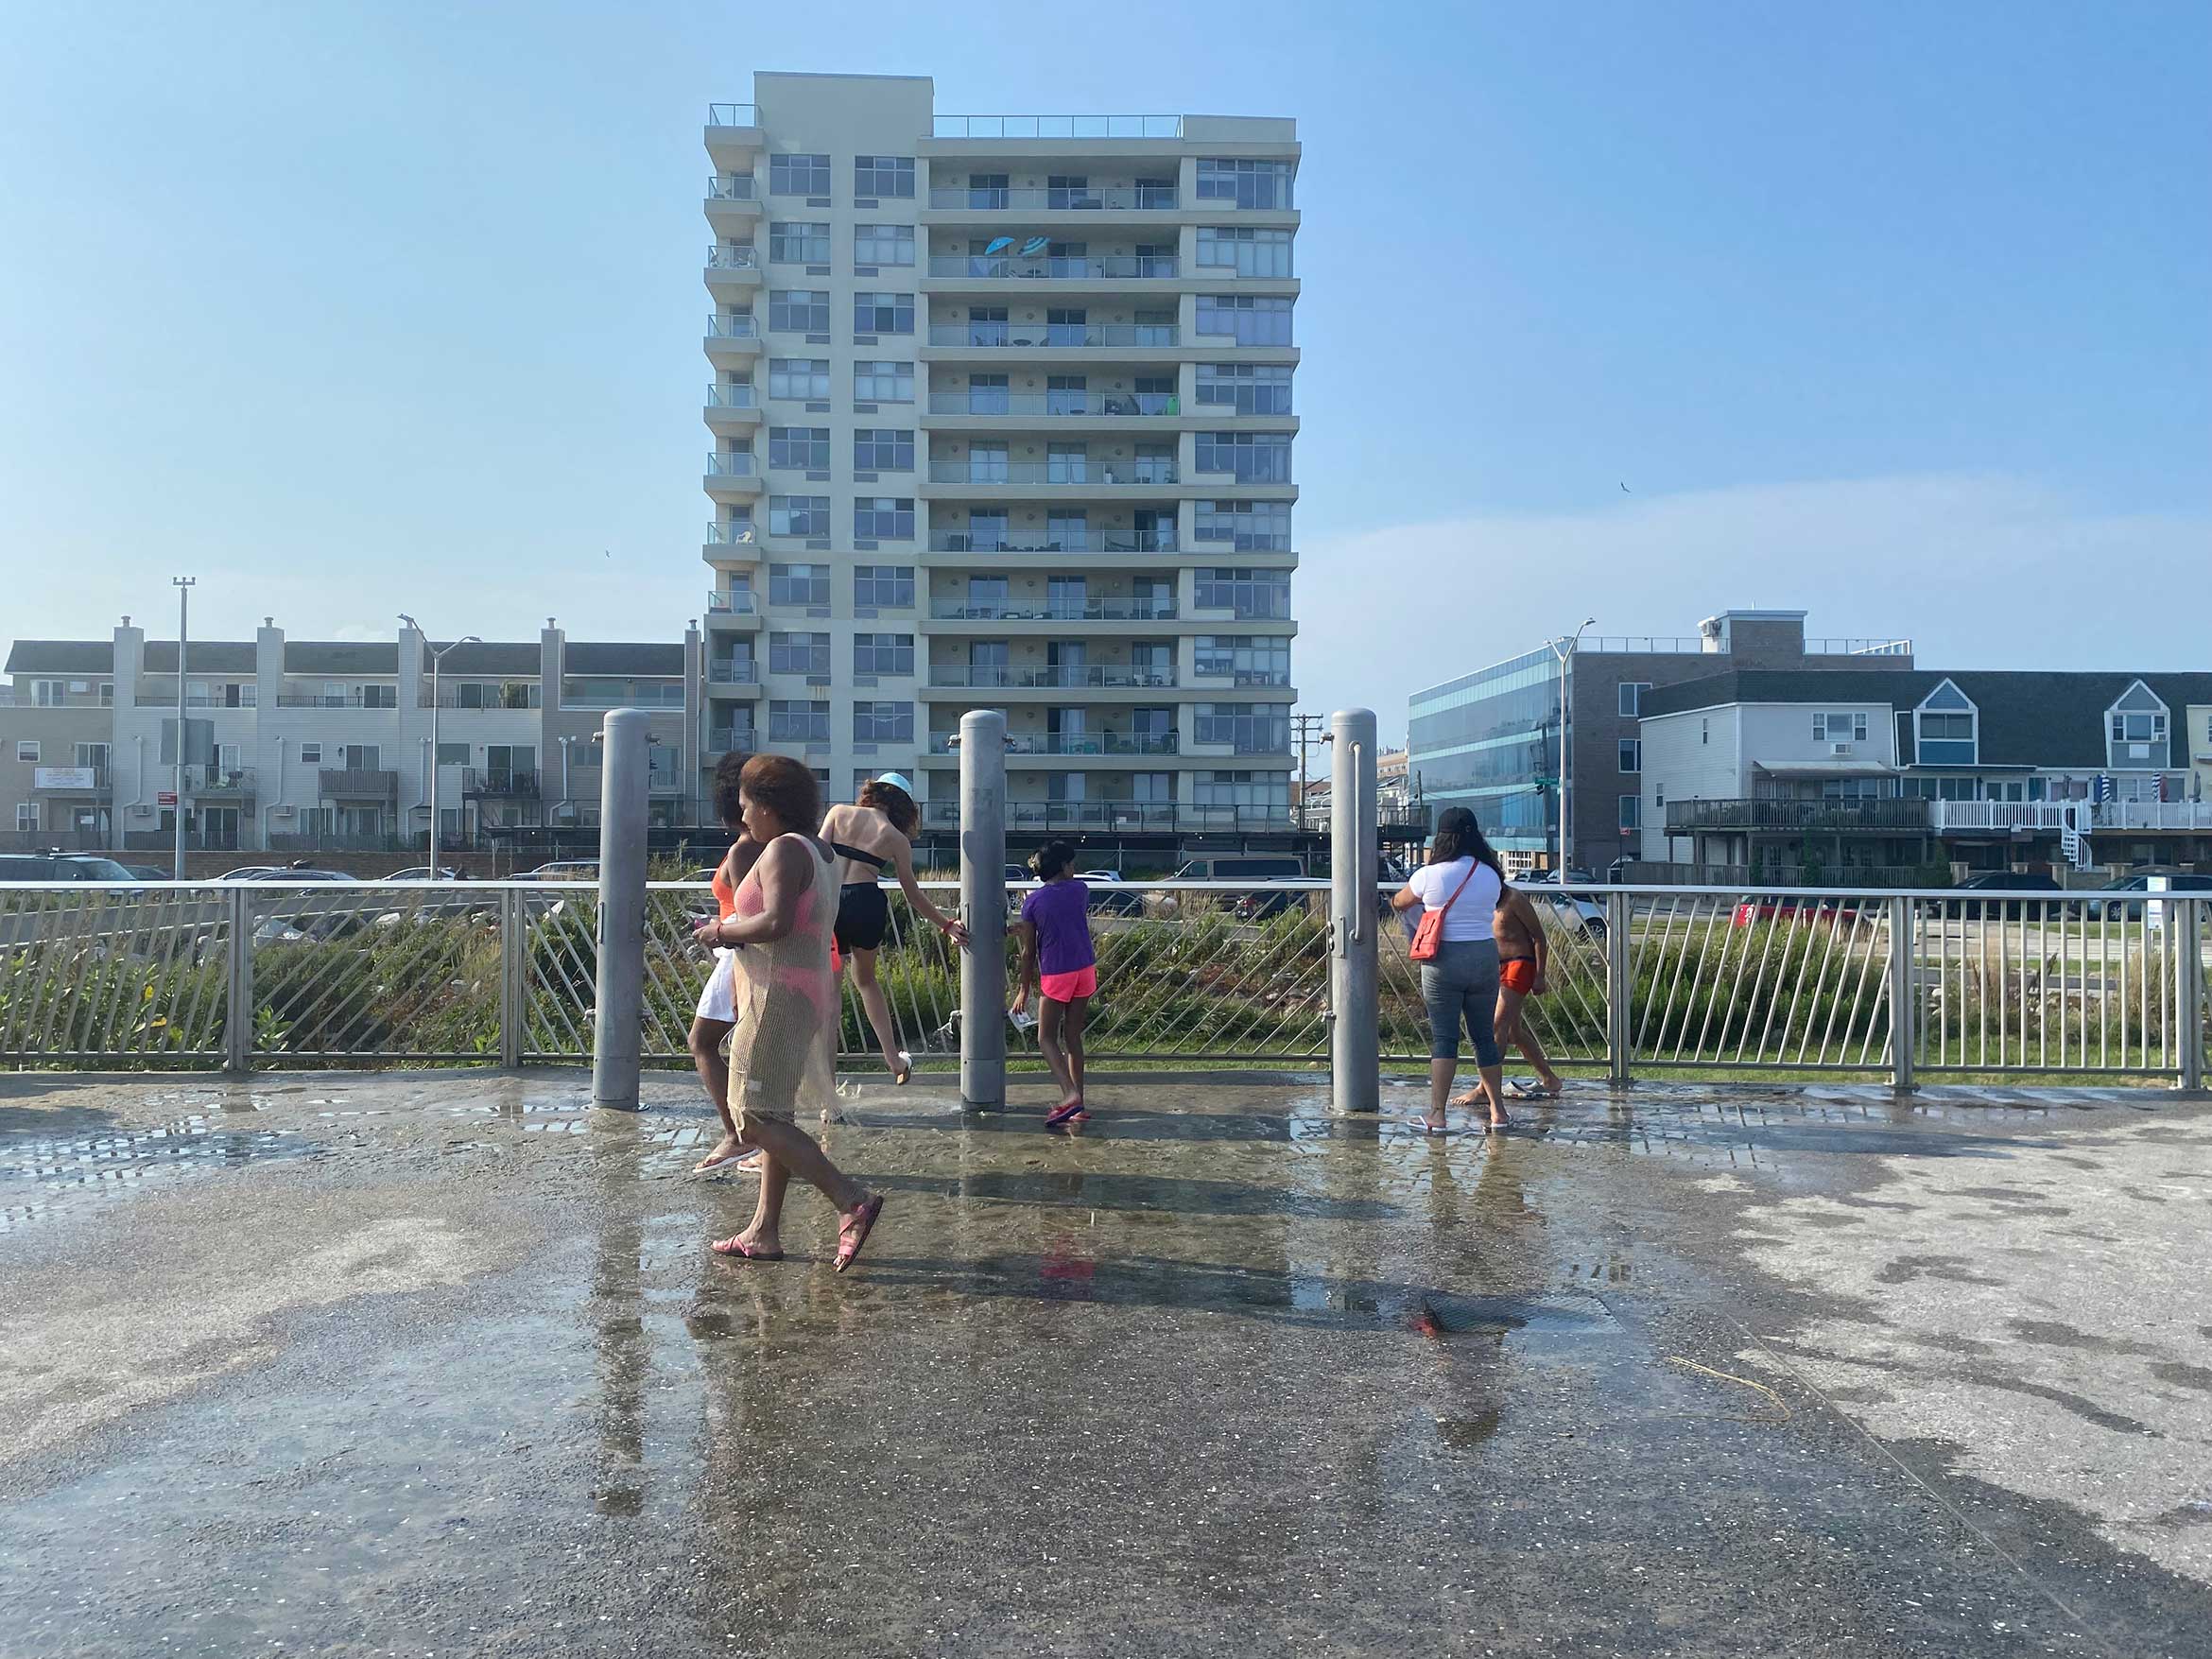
[{"x1": 1390, "y1": 805, "x2": 1510, "y2": 1132}]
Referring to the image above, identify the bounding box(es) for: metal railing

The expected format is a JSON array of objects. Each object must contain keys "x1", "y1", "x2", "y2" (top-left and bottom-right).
[
  {"x1": 318, "y1": 768, "x2": 398, "y2": 799},
  {"x1": 274, "y1": 692, "x2": 398, "y2": 709},
  {"x1": 927, "y1": 185, "x2": 1180, "y2": 211},
  {"x1": 927, "y1": 530, "x2": 1177, "y2": 554},
  {"x1": 931, "y1": 731, "x2": 1180, "y2": 756},
  {"x1": 704, "y1": 451, "x2": 757, "y2": 477},
  {"x1": 1806, "y1": 637, "x2": 1913, "y2": 656},
  {"x1": 706, "y1": 662, "x2": 759, "y2": 685},
  {"x1": 183, "y1": 765, "x2": 257, "y2": 794},
  {"x1": 705, "y1": 314, "x2": 758, "y2": 339},
  {"x1": 1664, "y1": 798, "x2": 1931, "y2": 833},
  {"x1": 926, "y1": 665, "x2": 1176, "y2": 689},
  {"x1": 706, "y1": 103, "x2": 760, "y2": 129},
  {"x1": 706, "y1": 173, "x2": 757, "y2": 200},
  {"x1": 705, "y1": 590, "x2": 759, "y2": 615},
  {"x1": 705, "y1": 726, "x2": 756, "y2": 753},
  {"x1": 926, "y1": 390, "x2": 1179, "y2": 417},
  {"x1": 462, "y1": 768, "x2": 540, "y2": 796},
  {"x1": 926, "y1": 254, "x2": 1177, "y2": 280},
  {"x1": 926, "y1": 323, "x2": 1178, "y2": 349},
  {"x1": 927, "y1": 460, "x2": 1177, "y2": 486},
  {"x1": 705, "y1": 520, "x2": 757, "y2": 545},
  {"x1": 931, "y1": 114, "x2": 1184, "y2": 139},
  {"x1": 929, "y1": 599, "x2": 1177, "y2": 621},
  {"x1": 705, "y1": 383, "x2": 757, "y2": 409},
  {"x1": 705, "y1": 244, "x2": 759, "y2": 270},
  {"x1": 1, "y1": 879, "x2": 2203, "y2": 1083}
]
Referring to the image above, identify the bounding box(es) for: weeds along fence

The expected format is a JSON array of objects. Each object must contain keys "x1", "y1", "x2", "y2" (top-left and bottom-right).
[{"x1": 0, "y1": 881, "x2": 2204, "y2": 1083}]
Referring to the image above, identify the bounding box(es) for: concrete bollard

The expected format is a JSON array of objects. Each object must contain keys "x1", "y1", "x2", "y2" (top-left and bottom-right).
[
  {"x1": 1330, "y1": 707, "x2": 1380, "y2": 1114},
  {"x1": 592, "y1": 709, "x2": 649, "y2": 1111},
  {"x1": 959, "y1": 708, "x2": 1008, "y2": 1108}
]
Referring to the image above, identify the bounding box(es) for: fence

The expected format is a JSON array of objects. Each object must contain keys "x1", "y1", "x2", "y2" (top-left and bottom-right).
[{"x1": 0, "y1": 880, "x2": 2203, "y2": 1085}]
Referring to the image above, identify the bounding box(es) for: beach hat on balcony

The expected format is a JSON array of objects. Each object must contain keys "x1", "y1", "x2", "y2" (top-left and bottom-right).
[{"x1": 873, "y1": 771, "x2": 915, "y2": 797}]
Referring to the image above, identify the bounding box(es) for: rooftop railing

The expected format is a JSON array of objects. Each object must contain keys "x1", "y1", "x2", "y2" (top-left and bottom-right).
[
  {"x1": 706, "y1": 103, "x2": 760, "y2": 128},
  {"x1": 931, "y1": 114, "x2": 1184, "y2": 140},
  {"x1": 1808, "y1": 637, "x2": 1913, "y2": 656}
]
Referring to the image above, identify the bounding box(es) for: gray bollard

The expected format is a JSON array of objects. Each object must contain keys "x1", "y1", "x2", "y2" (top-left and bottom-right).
[
  {"x1": 592, "y1": 709, "x2": 650, "y2": 1111},
  {"x1": 1330, "y1": 707, "x2": 1380, "y2": 1114},
  {"x1": 959, "y1": 707, "x2": 1008, "y2": 1108}
]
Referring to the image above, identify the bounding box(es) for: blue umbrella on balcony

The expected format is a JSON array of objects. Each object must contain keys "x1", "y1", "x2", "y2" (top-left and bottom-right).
[
  {"x1": 983, "y1": 235, "x2": 1013, "y2": 255},
  {"x1": 1021, "y1": 236, "x2": 1049, "y2": 254}
]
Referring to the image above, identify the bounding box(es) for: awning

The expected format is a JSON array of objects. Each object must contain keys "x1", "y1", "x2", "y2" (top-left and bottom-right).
[{"x1": 1753, "y1": 759, "x2": 1900, "y2": 778}]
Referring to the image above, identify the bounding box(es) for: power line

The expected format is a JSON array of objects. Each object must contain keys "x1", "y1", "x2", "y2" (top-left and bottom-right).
[{"x1": 1291, "y1": 712, "x2": 1327, "y2": 830}]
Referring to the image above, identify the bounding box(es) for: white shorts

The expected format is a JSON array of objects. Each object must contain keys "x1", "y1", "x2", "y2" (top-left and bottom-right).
[{"x1": 695, "y1": 948, "x2": 738, "y2": 1024}]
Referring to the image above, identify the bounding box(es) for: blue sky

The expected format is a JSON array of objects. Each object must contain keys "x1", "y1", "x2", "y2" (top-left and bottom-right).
[{"x1": 2, "y1": 1, "x2": 2204, "y2": 736}]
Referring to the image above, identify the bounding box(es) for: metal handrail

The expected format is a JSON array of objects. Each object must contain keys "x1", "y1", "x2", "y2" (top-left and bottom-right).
[
  {"x1": 706, "y1": 103, "x2": 759, "y2": 128},
  {"x1": 927, "y1": 185, "x2": 1180, "y2": 210},
  {"x1": 926, "y1": 254, "x2": 1177, "y2": 280},
  {"x1": 705, "y1": 314, "x2": 759, "y2": 338},
  {"x1": 926, "y1": 323, "x2": 1178, "y2": 348},
  {"x1": 927, "y1": 665, "x2": 1177, "y2": 689},
  {"x1": 926, "y1": 391, "x2": 1178, "y2": 417},
  {"x1": 927, "y1": 531, "x2": 1178, "y2": 553},
  {"x1": 706, "y1": 173, "x2": 757, "y2": 200},
  {"x1": 705, "y1": 383, "x2": 757, "y2": 408},
  {"x1": 930, "y1": 114, "x2": 1184, "y2": 139},
  {"x1": 705, "y1": 244, "x2": 759, "y2": 269},
  {"x1": 928, "y1": 600, "x2": 1177, "y2": 621},
  {"x1": 927, "y1": 461, "x2": 1177, "y2": 486}
]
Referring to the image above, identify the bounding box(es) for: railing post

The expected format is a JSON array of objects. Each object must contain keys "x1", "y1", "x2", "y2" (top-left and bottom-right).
[
  {"x1": 2178, "y1": 896, "x2": 2204, "y2": 1094},
  {"x1": 1605, "y1": 890, "x2": 1632, "y2": 1086},
  {"x1": 1329, "y1": 708, "x2": 1378, "y2": 1115},
  {"x1": 499, "y1": 885, "x2": 526, "y2": 1070},
  {"x1": 223, "y1": 884, "x2": 253, "y2": 1076},
  {"x1": 1889, "y1": 894, "x2": 1916, "y2": 1092},
  {"x1": 592, "y1": 709, "x2": 649, "y2": 1111},
  {"x1": 959, "y1": 708, "x2": 1008, "y2": 1109}
]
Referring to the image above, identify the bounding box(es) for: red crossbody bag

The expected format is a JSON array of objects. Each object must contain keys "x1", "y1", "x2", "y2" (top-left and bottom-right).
[{"x1": 1408, "y1": 861, "x2": 1478, "y2": 962}]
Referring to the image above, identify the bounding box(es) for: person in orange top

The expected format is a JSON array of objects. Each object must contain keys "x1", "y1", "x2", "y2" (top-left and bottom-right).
[{"x1": 689, "y1": 752, "x2": 767, "y2": 1174}]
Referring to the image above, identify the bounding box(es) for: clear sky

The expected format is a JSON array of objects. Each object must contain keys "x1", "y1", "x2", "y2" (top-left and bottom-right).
[{"x1": 2, "y1": 1, "x2": 2205, "y2": 741}]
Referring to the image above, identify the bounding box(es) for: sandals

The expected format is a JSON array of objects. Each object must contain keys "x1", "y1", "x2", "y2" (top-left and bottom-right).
[
  {"x1": 1046, "y1": 1099, "x2": 1085, "y2": 1128},
  {"x1": 693, "y1": 1143, "x2": 759, "y2": 1175},
  {"x1": 1410, "y1": 1115, "x2": 1450, "y2": 1135},
  {"x1": 834, "y1": 1196, "x2": 885, "y2": 1272},
  {"x1": 1500, "y1": 1079, "x2": 1557, "y2": 1101},
  {"x1": 710, "y1": 1235, "x2": 784, "y2": 1261},
  {"x1": 890, "y1": 1051, "x2": 913, "y2": 1086}
]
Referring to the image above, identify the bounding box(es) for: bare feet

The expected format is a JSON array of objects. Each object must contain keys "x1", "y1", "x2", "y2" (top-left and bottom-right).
[{"x1": 694, "y1": 1134, "x2": 752, "y2": 1173}]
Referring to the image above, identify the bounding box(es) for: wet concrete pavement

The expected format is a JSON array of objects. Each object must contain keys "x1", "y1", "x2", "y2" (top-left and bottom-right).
[{"x1": 1, "y1": 1069, "x2": 2208, "y2": 1658}]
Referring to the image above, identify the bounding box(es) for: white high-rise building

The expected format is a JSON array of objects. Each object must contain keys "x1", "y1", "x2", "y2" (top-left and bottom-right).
[{"x1": 701, "y1": 73, "x2": 1301, "y2": 834}]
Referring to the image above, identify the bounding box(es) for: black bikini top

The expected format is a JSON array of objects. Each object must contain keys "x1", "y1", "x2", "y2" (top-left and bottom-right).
[{"x1": 832, "y1": 840, "x2": 890, "y2": 872}]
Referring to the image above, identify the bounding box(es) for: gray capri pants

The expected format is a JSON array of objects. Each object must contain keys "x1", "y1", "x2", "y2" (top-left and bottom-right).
[{"x1": 1420, "y1": 938, "x2": 1503, "y2": 1065}]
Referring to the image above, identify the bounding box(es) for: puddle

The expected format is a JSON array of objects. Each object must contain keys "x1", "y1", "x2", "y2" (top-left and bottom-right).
[{"x1": 0, "y1": 1114, "x2": 310, "y2": 1234}]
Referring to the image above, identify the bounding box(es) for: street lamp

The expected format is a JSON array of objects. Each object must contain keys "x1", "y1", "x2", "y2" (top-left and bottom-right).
[
  {"x1": 172, "y1": 577, "x2": 196, "y2": 879},
  {"x1": 399, "y1": 616, "x2": 482, "y2": 869},
  {"x1": 1547, "y1": 617, "x2": 1596, "y2": 877}
]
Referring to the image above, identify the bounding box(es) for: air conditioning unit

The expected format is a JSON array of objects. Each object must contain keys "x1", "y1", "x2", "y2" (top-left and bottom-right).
[
  {"x1": 1829, "y1": 742, "x2": 1853, "y2": 756},
  {"x1": 271, "y1": 804, "x2": 297, "y2": 818}
]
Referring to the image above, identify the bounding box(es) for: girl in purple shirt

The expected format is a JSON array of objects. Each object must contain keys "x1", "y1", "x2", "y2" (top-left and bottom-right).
[{"x1": 1011, "y1": 840, "x2": 1097, "y2": 1126}]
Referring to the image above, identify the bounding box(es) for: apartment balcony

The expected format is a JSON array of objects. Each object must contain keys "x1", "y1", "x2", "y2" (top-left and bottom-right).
[
  {"x1": 702, "y1": 451, "x2": 762, "y2": 501},
  {"x1": 704, "y1": 103, "x2": 763, "y2": 165},
  {"x1": 703, "y1": 382, "x2": 760, "y2": 435},
  {"x1": 319, "y1": 768, "x2": 398, "y2": 802},
  {"x1": 927, "y1": 598, "x2": 1178, "y2": 624},
  {"x1": 922, "y1": 665, "x2": 1178, "y2": 702},
  {"x1": 702, "y1": 520, "x2": 760, "y2": 562},
  {"x1": 706, "y1": 724, "x2": 757, "y2": 756},
  {"x1": 704, "y1": 589, "x2": 762, "y2": 631},
  {"x1": 921, "y1": 321, "x2": 1181, "y2": 368},
  {"x1": 921, "y1": 253, "x2": 1179, "y2": 301},
  {"x1": 1664, "y1": 798, "x2": 1932, "y2": 836},
  {"x1": 705, "y1": 662, "x2": 762, "y2": 699},
  {"x1": 919, "y1": 730, "x2": 1183, "y2": 767},
  {"x1": 922, "y1": 182, "x2": 1184, "y2": 231},
  {"x1": 923, "y1": 460, "x2": 1178, "y2": 501},
  {"x1": 924, "y1": 389, "x2": 1182, "y2": 432},
  {"x1": 181, "y1": 764, "x2": 256, "y2": 799},
  {"x1": 703, "y1": 243, "x2": 761, "y2": 297},
  {"x1": 920, "y1": 528, "x2": 1179, "y2": 572},
  {"x1": 1927, "y1": 800, "x2": 2212, "y2": 836},
  {"x1": 462, "y1": 768, "x2": 541, "y2": 798},
  {"x1": 274, "y1": 691, "x2": 397, "y2": 709},
  {"x1": 704, "y1": 173, "x2": 760, "y2": 233},
  {"x1": 703, "y1": 313, "x2": 762, "y2": 366}
]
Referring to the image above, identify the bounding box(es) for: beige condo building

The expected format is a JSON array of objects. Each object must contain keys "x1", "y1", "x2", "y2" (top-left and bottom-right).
[{"x1": 701, "y1": 73, "x2": 1301, "y2": 833}]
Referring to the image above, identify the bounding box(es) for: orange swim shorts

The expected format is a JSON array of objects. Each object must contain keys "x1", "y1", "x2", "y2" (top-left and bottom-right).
[{"x1": 1499, "y1": 958, "x2": 1538, "y2": 995}]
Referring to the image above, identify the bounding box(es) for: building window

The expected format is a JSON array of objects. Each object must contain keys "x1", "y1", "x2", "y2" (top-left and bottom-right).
[
  {"x1": 1701, "y1": 717, "x2": 1709, "y2": 746},
  {"x1": 853, "y1": 428, "x2": 913, "y2": 471},
  {"x1": 1195, "y1": 567, "x2": 1292, "y2": 618},
  {"x1": 1913, "y1": 680, "x2": 1979, "y2": 767},
  {"x1": 853, "y1": 359, "x2": 914, "y2": 402},
  {"x1": 853, "y1": 633, "x2": 915, "y2": 677},
  {"x1": 769, "y1": 632, "x2": 830, "y2": 677},
  {"x1": 854, "y1": 155, "x2": 915, "y2": 199},
  {"x1": 1812, "y1": 711, "x2": 1870, "y2": 743},
  {"x1": 15, "y1": 803, "x2": 38, "y2": 832},
  {"x1": 2105, "y1": 680, "x2": 2171, "y2": 769},
  {"x1": 769, "y1": 221, "x2": 829, "y2": 264},
  {"x1": 769, "y1": 153, "x2": 830, "y2": 197},
  {"x1": 768, "y1": 496, "x2": 830, "y2": 539},
  {"x1": 1195, "y1": 431, "x2": 1292, "y2": 482},
  {"x1": 1196, "y1": 158, "x2": 1295, "y2": 209},
  {"x1": 1195, "y1": 703, "x2": 1290, "y2": 753},
  {"x1": 1618, "y1": 739, "x2": 1641, "y2": 773},
  {"x1": 1196, "y1": 225, "x2": 1294, "y2": 277},
  {"x1": 436, "y1": 740, "x2": 470, "y2": 767},
  {"x1": 1195, "y1": 362, "x2": 1292, "y2": 414},
  {"x1": 76, "y1": 742, "x2": 111, "y2": 770},
  {"x1": 767, "y1": 357, "x2": 829, "y2": 401},
  {"x1": 98, "y1": 682, "x2": 113, "y2": 706},
  {"x1": 853, "y1": 700, "x2": 914, "y2": 743},
  {"x1": 15, "y1": 740, "x2": 38, "y2": 763},
  {"x1": 30, "y1": 680, "x2": 67, "y2": 706},
  {"x1": 767, "y1": 289, "x2": 829, "y2": 333},
  {"x1": 1618, "y1": 682, "x2": 1651, "y2": 718},
  {"x1": 1195, "y1": 636, "x2": 1290, "y2": 686},
  {"x1": 1619, "y1": 794, "x2": 1642, "y2": 832},
  {"x1": 1196, "y1": 769, "x2": 1290, "y2": 811},
  {"x1": 854, "y1": 565, "x2": 914, "y2": 609},
  {"x1": 853, "y1": 223, "x2": 915, "y2": 267},
  {"x1": 854, "y1": 497, "x2": 915, "y2": 540},
  {"x1": 1194, "y1": 500, "x2": 1291, "y2": 551},
  {"x1": 768, "y1": 426, "x2": 830, "y2": 470},
  {"x1": 1046, "y1": 443, "x2": 1089, "y2": 484},
  {"x1": 768, "y1": 700, "x2": 831, "y2": 742},
  {"x1": 768, "y1": 562, "x2": 830, "y2": 606},
  {"x1": 300, "y1": 742, "x2": 322, "y2": 765},
  {"x1": 853, "y1": 292, "x2": 913, "y2": 335},
  {"x1": 1196, "y1": 293, "x2": 1293, "y2": 345}
]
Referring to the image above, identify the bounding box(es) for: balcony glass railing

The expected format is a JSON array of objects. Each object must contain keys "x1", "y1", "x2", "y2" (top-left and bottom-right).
[
  {"x1": 926, "y1": 322, "x2": 1177, "y2": 349},
  {"x1": 705, "y1": 383, "x2": 757, "y2": 409},
  {"x1": 423, "y1": 685, "x2": 541, "y2": 709},
  {"x1": 930, "y1": 114, "x2": 1184, "y2": 139},
  {"x1": 926, "y1": 254, "x2": 1176, "y2": 281},
  {"x1": 706, "y1": 726, "x2": 757, "y2": 753},
  {"x1": 561, "y1": 684, "x2": 687, "y2": 710},
  {"x1": 928, "y1": 665, "x2": 1176, "y2": 690},
  {"x1": 928, "y1": 461, "x2": 1177, "y2": 486},
  {"x1": 1194, "y1": 667, "x2": 1293, "y2": 687},
  {"x1": 961, "y1": 732, "x2": 1184, "y2": 756},
  {"x1": 705, "y1": 520, "x2": 757, "y2": 545},
  {"x1": 928, "y1": 529, "x2": 1177, "y2": 554},
  {"x1": 706, "y1": 662, "x2": 760, "y2": 685},
  {"x1": 274, "y1": 692, "x2": 397, "y2": 709},
  {"x1": 929, "y1": 599, "x2": 1177, "y2": 622},
  {"x1": 926, "y1": 390, "x2": 1177, "y2": 417},
  {"x1": 706, "y1": 173, "x2": 757, "y2": 201},
  {"x1": 705, "y1": 314, "x2": 759, "y2": 339},
  {"x1": 705, "y1": 243, "x2": 759, "y2": 270},
  {"x1": 705, "y1": 452, "x2": 757, "y2": 477},
  {"x1": 183, "y1": 765, "x2": 256, "y2": 792},
  {"x1": 921, "y1": 802, "x2": 1293, "y2": 831},
  {"x1": 706, "y1": 103, "x2": 760, "y2": 128},
  {"x1": 927, "y1": 185, "x2": 1180, "y2": 211},
  {"x1": 706, "y1": 590, "x2": 759, "y2": 615}
]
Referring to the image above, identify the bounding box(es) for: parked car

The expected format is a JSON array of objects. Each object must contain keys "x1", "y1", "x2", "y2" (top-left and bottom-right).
[
  {"x1": 389, "y1": 866, "x2": 460, "y2": 882},
  {"x1": 1731, "y1": 896, "x2": 1862, "y2": 928},
  {"x1": 1079, "y1": 871, "x2": 1145, "y2": 917},
  {"x1": 2087, "y1": 871, "x2": 2212, "y2": 919},
  {"x1": 523, "y1": 860, "x2": 599, "y2": 882},
  {"x1": 1941, "y1": 871, "x2": 2062, "y2": 918},
  {"x1": 1529, "y1": 890, "x2": 1608, "y2": 942},
  {"x1": 217, "y1": 865, "x2": 283, "y2": 881},
  {"x1": 0, "y1": 852, "x2": 141, "y2": 883},
  {"x1": 122, "y1": 864, "x2": 171, "y2": 881},
  {"x1": 1167, "y1": 854, "x2": 1308, "y2": 922},
  {"x1": 1003, "y1": 863, "x2": 1031, "y2": 884}
]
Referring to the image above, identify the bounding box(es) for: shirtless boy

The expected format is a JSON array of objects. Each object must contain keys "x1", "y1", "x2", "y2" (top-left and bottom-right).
[{"x1": 1454, "y1": 885, "x2": 1565, "y2": 1106}]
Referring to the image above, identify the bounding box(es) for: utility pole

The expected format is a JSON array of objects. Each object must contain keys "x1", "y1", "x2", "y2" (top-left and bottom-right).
[
  {"x1": 1547, "y1": 617, "x2": 1596, "y2": 875},
  {"x1": 398, "y1": 615, "x2": 481, "y2": 868},
  {"x1": 1291, "y1": 711, "x2": 1326, "y2": 831},
  {"x1": 172, "y1": 577, "x2": 195, "y2": 879}
]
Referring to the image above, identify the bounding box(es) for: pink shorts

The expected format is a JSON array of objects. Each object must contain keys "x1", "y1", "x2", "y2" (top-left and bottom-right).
[{"x1": 1039, "y1": 964, "x2": 1097, "y2": 1003}]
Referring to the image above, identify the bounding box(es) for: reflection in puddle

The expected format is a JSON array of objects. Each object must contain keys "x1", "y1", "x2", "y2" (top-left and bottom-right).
[{"x1": 0, "y1": 1114, "x2": 308, "y2": 1234}]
